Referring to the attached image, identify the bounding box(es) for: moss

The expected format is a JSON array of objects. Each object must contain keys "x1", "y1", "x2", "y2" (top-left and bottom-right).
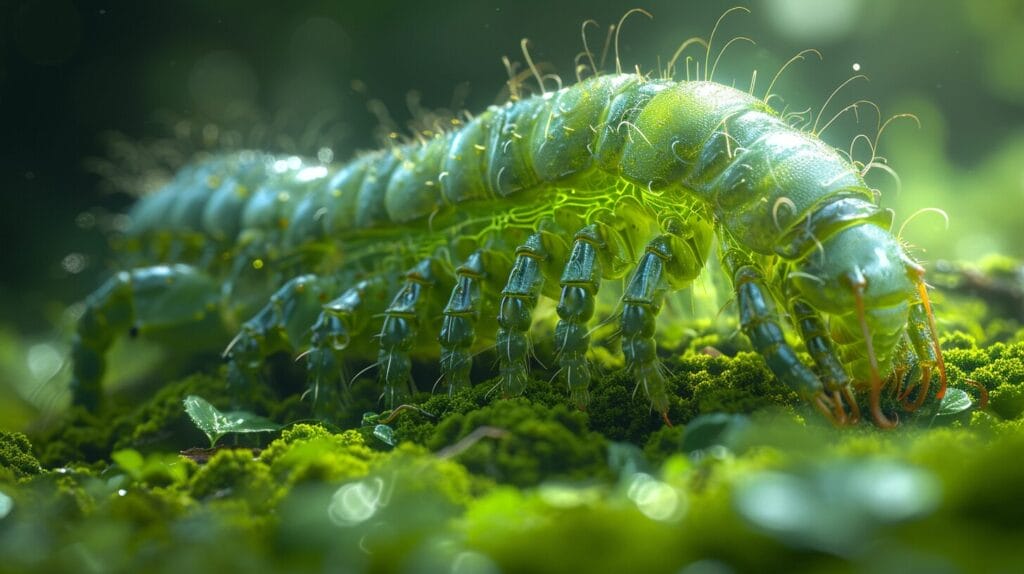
[
  {"x1": 988, "y1": 383, "x2": 1024, "y2": 419},
  {"x1": 106, "y1": 486, "x2": 195, "y2": 531},
  {"x1": 1, "y1": 430, "x2": 42, "y2": 479},
  {"x1": 37, "y1": 406, "x2": 117, "y2": 467},
  {"x1": 688, "y1": 352, "x2": 800, "y2": 414},
  {"x1": 941, "y1": 331, "x2": 980, "y2": 351},
  {"x1": 429, "y1": 398, "x2": 608, "y2": 486},
  {"x1": 259, "y1": 424, "x2": 377, "y2": 486},
  {"x1": 375, "y1": 443, "x2": 478, "y2": 507},
  {"x1": 643, "y1": 424, "x2": 685, "y2": 466},
  {"x1": 189, "y1": 448, "x2": 277, "y2": 512},
  {"x1": 390, "y1": 386, "x2": 486, "y2": 445},
  {"x1": 111, "y1": 448, "x2": 196, "y2": 487},
  {"x1": 258, "y1": 423, "x2": 363, "y2": 463},
  {"x1": 943, "y1": 346, "x2": 990, "y2": 374},
  {"x1": 586, "y1": 369, "x2": 671, "y2": 444}
]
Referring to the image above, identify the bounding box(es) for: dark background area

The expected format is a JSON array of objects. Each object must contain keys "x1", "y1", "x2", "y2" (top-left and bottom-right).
[{"x1": 2, "y1": 0, "x2": 1023, "y2": 338}]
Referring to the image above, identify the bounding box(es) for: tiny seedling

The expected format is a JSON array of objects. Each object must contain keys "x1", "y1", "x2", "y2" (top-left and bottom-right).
[{"x1": 183, "y1": 395, "x2": 281, "y2": 448}]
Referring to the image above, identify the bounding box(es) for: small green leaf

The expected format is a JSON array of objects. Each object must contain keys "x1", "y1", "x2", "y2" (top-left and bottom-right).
[
  {"x1": 183, "y1": 395, "x2": 281, "y2": 447},
  {"x1": 373, "y1": 424, "x2": 396, "y2": 446},
  {"x1": 936, "y1": 387, "x2": 973, "y2": 417}
]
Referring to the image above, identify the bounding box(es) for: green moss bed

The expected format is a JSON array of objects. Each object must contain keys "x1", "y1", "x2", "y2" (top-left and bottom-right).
[{"x1": 4, "y1": 271, "x2": 1024, "y2": 573}]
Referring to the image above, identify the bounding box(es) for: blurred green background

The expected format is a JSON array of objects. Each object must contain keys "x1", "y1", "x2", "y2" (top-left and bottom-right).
[{"x1": 1, "y1": 0, "x2": 1022, "y2": 429}]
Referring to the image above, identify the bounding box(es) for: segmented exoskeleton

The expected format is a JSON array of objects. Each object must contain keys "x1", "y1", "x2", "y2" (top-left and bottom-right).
[{"x1": 70, "y1": 18, "x2": 948, "y2": 428}]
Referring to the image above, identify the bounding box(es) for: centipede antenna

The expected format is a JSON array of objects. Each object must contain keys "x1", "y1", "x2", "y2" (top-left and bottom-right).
[
  {"x1": 705, "y1": 6, "x2": 750, "y2": 82},
  {"x1": 964, "y1": 378, "x2": 989, "y2": 409},
  {"x1": 852, "y1": 281, "x2": 896, "y2": 428},
  {"x1": 816, "y1": 99, "x2": 863, "y2": 138},
  {"x1": 544, "y1": 73, "x2": 564, "y2": 91},
  {"x1": 581, "y1": 19, "x2": 599, "y2": 77},
  {"x1": 849, "y1": 132, "x2": 875, "y2": 167},
  {"x1": 222, "y1": 331, "x2": 244, "y2": 358},
  {"x1": 897, "y1": 207, "x2": 949, "y2": 240},
  {"x1": 812, "y1": 74, "x2": 869, "y2": 135},
  {"x1": 521, "y1": 38, "x2": 547, "y2": 94},
  {"x1": 574, "y1": 62, "x2": 589, "y2": 83},
  {"x1": 870, "y1": 113, "x2": 921, "y2": 166},
  {"x1": 710, "y1": 36, "x2": 755, "y2": 83},
  {"x1": 598, "y1": 24, "x2": 615, "y2": 71},
  {"x1": 501, "y1": 56, "x2": 521, "y2": 101},
  {"x1": 614, "y1": 8, "x2": 653, "y2": 75},
  {"x1": 763, "y1": 49, "x2": 823, "y2": 105},
  {"x1": 665, "y1": 37, "x2": 708, "y2": 80},
  {"x1": 294, "y1": 348, "x2": 313, "y2": 362}
]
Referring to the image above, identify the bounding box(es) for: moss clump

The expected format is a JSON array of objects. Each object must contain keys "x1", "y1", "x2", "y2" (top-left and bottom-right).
[
  {"x1": 259, "y1": 424, "x2": 377, "y2": 485},
  {"x1": 687, "y1": 351, "x2": 800, "y2": 415},
  {"x1": 937, "y1": 332, "x2": 1024, "y2": 425},
  {"x1": 642, "y1": 424, "x2": 685, "y2": 466},
  {"x1": 1, "y1": 430, "x2": 42, "y2": 479},
  {"x1": 429, "y1": 398, "x2": 608, "y2": 486},
  {"x1": 189, "y1": 449, "x2": 277, "y2": 512},
  {"x1": 989, "y1": 383, "x2": 1024, "y2": 419},
  {"x1": 374, "y1": 443, "x2": 479, "y2": 508},
  {"x1": 586, "y1": 369, "x2": 669, "y2": 444},
  {"x1": 390, "y1": 386, "x2": 488, "y2": 445},
  {"x1": 37, "y1": 406, "x2": 115, "y2": 467}
]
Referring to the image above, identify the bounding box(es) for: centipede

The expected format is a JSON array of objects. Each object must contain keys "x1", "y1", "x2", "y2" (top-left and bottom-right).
[{"x1": 69, "y1": 8, "x2": 948, "y2": 428}]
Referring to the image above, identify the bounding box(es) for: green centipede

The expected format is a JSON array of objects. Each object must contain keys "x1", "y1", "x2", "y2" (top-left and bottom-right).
[{"x1": 69, "y1": 9, "x2": 948, "y2": 428}]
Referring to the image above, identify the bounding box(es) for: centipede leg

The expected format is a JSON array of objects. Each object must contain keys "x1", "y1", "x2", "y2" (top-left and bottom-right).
[
  {"x1": 619, "y1": 236, "x2": 678, "y2": 419},
  {"x1": 377, "y1": 258, "x2": 451, "y2": 408},
  {"x1": 71, "y1": 264, "x2": 222, "y2": 409},
  {"x1": 495, "y1": 230, "x2": 567, "y2": 397},
  {"x1": 439, "y1": 250, "x2": 507, "y2": 395},
  {"x1": 302, "y1": 277, "x2": 392, "y2": 413},
  {"x1": 224, "y1": 274, "x2": 338, "y2": 400},
  {"x1": 789, "y1": 298, "x2": 859, "y2": 423},
  {"x1": 900, "y1": 299, "x2": 941, "y2": 412},
  {"x1": 721, "y1": 248, "x2": 839, "y2": 423},
  {"x1": 554, "y1": 224, "x2": 607, "y2": 409}
]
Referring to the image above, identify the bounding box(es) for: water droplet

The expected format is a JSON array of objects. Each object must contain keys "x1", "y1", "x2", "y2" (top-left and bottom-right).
[
  {"x1": 317, "y1": 147, "x2": 334, "y2": 164},
  {"x1": 327, "y1": 478, "x2": 386, "y2": 526},
  {"x1": 27, "y1": 343, "x2": 63, "y2": 381},
  {"x1": 61, "y1": 253, "x2": 87, "y2": 274}
]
